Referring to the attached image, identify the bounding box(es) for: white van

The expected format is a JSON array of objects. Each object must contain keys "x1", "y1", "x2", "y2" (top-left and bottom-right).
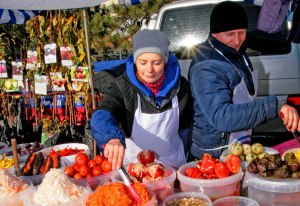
[{"x1": 153, "y1": 0, "x2": 300, "y2": 144}]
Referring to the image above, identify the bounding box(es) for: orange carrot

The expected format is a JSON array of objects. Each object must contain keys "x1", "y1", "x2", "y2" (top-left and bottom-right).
[{"x1": 85, "y1": 182, "x2": 151, "y2": 206}]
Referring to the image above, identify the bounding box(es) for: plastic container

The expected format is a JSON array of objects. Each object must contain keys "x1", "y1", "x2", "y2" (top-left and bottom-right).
[
  {"x1": 163, "y1": 192, "x2": 212, "y2": 206},
  {"x1": 40, "y1": 143, "x2": 90, "y2": 165},
  {"x1": 0, "y1": 142, "x2": 8, "y2": 151},
  {"x1": 0, "y1": 176, "x2": 32, "y2": 206},
  {"x1": 212, "y1": 196, "x2": 259, "y2": 206},
  {"x1": 112, "y1": 163, "x2": 176, "y2": 204},
  {"x1": 8, "y1": 161, "x2": 66, "y2": 186},
  {"x1": 247, "y1": 173, "x2": 300, "y2": 206},
  {"x1": 72, "y1": 169, "x2": 114, "y2": 190},
  {"x1": 220, "y1": 147, "x2": 279, "y2": 170},
  {"x1": 1, "y1": 143, "x2": 45, "y2": 163},
  {"x1": 21, "y1": 174, "x2": 45, "y2": 186},
  {"x1": 83, "y1": 183, "x2": 157, "y2": 206},
  {"x1": 8, "y1": 166, "x2": 44, "y2": 186},
  {"x1": 22, "y1": 187, "x2": 91, "y2": 206},
  {"x1": 177, "y1": 161, "x2": 243, "y2": 202}
]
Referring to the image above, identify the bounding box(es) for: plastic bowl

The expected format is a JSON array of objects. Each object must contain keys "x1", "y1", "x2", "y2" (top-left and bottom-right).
[
  {"x1": 40, "y1": 143, "x2": 90, "y2": 165},
  {"x1": 177, "y1": 161, "x2": 243, "y2": 202},
  {"x1": 163, "y1": 191, "x2": 212, "y2": 206},
  {"x1": 247, "y1": 173, "x2": 300, "y2": 206},
  {"x1": 72, "y1": 169, "x2": 114, "y2": 190},
  {"x1": 112, "y1": 163, "x2": 176, "y2": 204},
  {"x1": 212, "y1": 196, "x2": 259, "y2": 206}
]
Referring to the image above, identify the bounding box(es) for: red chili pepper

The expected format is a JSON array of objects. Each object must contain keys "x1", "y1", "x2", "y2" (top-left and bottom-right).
[
  {"x1": 59, "y1": 148, "x2": 68, "y2": 157},
  {"x1": 215, "y1": 162, "x2": 230, "y2": 178},
  {"x1": 197, "y1": 153, "x2": 217, "y2": 174},
  {"x1": 185, "y1": 167, "x2": 203, "y2": 178},
  {"x1": 67, "y1": 148, "x2": 73, "y2": 155},
  {"x1": 50, "y1": 149, "x2": 58, "y2": 157}
]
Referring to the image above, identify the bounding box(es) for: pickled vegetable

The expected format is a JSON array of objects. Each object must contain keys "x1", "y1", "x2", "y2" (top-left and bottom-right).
[
  {"x1": 294, "y1": 150, "x2": 300, "y2": 162},
  {"x1": 242, "y1": 144, "x2": 252, "y2": 155},
  {"x1": 284, "y1": 152, "x2": 299, "y2": 172},
  {"x1": 251, "y1": 143, "x2": 264, "y2": 155},
  {"x1": 245, "y1": 153, "x2": 257, "y2": 163},
  {"x1": 258, "y1": 152, "x2": 268, "y2": 159},
  {"x1": 230, "y1": 142, "x2": 243, "y2": 156}
]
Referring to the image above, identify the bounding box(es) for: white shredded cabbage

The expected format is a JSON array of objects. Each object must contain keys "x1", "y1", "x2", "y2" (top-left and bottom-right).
[
  {"x1": 0, "y1": 168, "x2": 29, "y2": 198},
  {"x1": 32, "y1": 168, "x2": 90, "y2": 205}
]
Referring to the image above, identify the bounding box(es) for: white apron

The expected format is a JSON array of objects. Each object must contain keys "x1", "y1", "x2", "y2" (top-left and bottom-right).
[
  {"x1": 207, "y1": 40, "x2": 258, "y2": 151},
  {"x1": 123, "y1": 94, "x2": 186, "y2": 168},
  {"x1": 228, "y1": 58, "x2": 258, "y2": 147}
]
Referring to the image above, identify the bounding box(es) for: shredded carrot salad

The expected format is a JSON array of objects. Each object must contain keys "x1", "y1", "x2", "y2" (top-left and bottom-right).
[{"x1": 86, "y1": 182, "x2": 152, "y2": 206}]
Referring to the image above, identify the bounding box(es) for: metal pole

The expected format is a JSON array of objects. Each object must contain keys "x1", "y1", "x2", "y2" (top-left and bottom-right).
[
  {"x1": 82, "y1": 9, "x2": 98, "y2": 158},
  {"x1": 82, "y1": 9, "x2": 96, "y2": 111}
]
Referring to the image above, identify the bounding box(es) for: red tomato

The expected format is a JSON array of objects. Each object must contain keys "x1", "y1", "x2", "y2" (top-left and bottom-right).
[
  {"x1": 137, "y1": 150, "x2": 156, "y2": 166},
  {"x1": 101, "y1": 159, "x2": 112, "y2": 173},
  {"x1": 75, "y1": 153, "x2": 89, "y2": 166},
  {"x1": 92, "y1": 166, "x2": 103, "y2": 176},
  {"x1": 73, "y1": 173, "x2": 83, "y2": 179},
  {"x1": 225, "y1": 154, "x2": 241, "y2": 174},
  {"x1": 86, "y1": 174, "x2": 93, "y2": 178},
  {"x1": 94, "y1": 155, "x2": 105, "y2": 166},
  {"x1": 88, "y1": 160, "x2": 98, "y2": 168},
  {"x1": 215, "y1": 162, "x2": 230, "y2": 178},
  {"x1": 79, "y1": 164, "x2": 90, "y2": 177},
  {"x1": 64, "y1": 166, "x2": 76, "y2": 178},
  {"x1": 72, "y1": 163, "x2": 81, "y2": 172}
]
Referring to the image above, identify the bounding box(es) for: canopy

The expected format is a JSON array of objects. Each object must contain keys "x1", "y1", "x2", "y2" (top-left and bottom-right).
[
  {"x1": 0, "y1": 1, "x2": 106, "y2": 10},
  {"x1": 0, "y1": 9, "x2": 39, "y2": 24},
  {"x1": 0, "y1": 0, "x2": 145, "y2": 10}
]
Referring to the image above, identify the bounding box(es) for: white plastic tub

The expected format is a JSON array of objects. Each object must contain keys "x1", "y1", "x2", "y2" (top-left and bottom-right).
[
  {"x1": 40, "y1": 143, "x2": 90, "y2": 165},
  {"x1": 177, "y1": 161, "x2": 243, "y2": 202},
  {"x1": 163, "y1": 192, "x2": 212, "y2": 206},
  {"x1": 212, "y1": 196, "x2": 259, "y2": 206},
  {"x1": 112, "y1": 163, "x2": 176, "y2": 204},
  {"x1": 247, "y1": 173, "x2": 300, "y2": 206}
]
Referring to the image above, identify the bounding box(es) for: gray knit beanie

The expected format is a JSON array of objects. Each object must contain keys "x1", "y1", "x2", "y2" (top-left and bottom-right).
[{"x1": 132, "y1": 29, "x2": 170, "y2": 63}]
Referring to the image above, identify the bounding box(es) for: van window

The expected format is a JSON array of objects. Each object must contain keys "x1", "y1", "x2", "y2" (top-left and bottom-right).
[{"x1": 159, "y1": 2, "x2": 291, "y2": 59}]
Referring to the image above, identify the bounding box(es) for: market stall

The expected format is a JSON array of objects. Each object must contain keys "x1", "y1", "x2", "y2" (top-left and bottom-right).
[
  {"x1": 1, "y1": 1, "x2": 300, "y2": 206},
  {"x1": 0, "y1": 2, "x2": 109, "y2": 154}
]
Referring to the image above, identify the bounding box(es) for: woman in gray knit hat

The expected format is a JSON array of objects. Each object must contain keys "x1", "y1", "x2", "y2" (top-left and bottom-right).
[{"x1": 91, "y1": 29, "x2": 193, "y2": 169}]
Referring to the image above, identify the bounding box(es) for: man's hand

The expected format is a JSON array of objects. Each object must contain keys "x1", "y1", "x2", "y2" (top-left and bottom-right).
[
  {"x1": 103, "y1": 139, "x2": 125, "y2": 170},
  {"x1": 280, "y1": 104, "x2": 300, "y2": 132}
]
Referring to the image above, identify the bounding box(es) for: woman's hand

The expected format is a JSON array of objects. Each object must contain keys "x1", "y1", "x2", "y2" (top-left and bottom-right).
[
  {"x1": 280, "y1": 104, "x2": 300, "y2": 132},
  {"x1": 104, "y1": 139, "x2": 125, "y2": 170}
]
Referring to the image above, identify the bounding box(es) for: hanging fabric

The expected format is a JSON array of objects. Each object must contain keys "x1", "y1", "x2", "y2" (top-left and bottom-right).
[
  {"x1": 0, "y1": 9, "x2": 39, "y2": 24},
  {"x1": 257, "y1": 0, "x2": 290, "y2": 33}
]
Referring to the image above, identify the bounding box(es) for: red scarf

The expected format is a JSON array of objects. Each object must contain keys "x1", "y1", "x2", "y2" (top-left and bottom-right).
[{"x1": 140, "y1": 71, "x2": 166, "y2": 96}]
